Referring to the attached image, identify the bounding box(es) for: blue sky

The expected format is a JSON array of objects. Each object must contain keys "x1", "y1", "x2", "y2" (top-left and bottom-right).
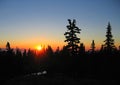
[{"x1": 0, "y1": 0, "x2": 120, "y2": 50}]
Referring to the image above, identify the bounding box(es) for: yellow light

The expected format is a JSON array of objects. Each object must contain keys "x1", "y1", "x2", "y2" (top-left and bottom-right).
[{"x1": 36, "y1": 45, "x2": 42, "y2": 51}]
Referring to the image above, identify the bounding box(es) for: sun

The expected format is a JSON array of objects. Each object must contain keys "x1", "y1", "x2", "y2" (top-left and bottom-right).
[{"x1": 36, "y1": 45, "x2": 42, "y2": 51}]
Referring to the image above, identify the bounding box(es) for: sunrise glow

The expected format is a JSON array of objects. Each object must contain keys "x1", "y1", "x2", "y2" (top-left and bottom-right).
[
  {"x1": 0, "y1": 0, "x2": 120, "y2": 51},
  {"x1": 36, "y1": 45, "x2": 42, "y2": 51}
]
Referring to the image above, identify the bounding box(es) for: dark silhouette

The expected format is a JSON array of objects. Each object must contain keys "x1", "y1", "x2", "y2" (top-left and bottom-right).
[
  {"x1": 0, "y1": 20, "x2": 120, "y2": 85},
  {"x1": 64, "y1": 19, "x2": 81, "y2": 55},
  {"x1": 118, "y1": 46, "x2": 120, "y2": 51},
  {"x1": 103, "y1": 22, "x2": 115, "y2": 53},
  {"x1": 6, "y1": 42, "x2": 11, "y2": 51},
  {"x1": 79, "y1": 43, "x2": 85, "y2": 54},
  {"x1": 23, "y1": 49, "x2": 27, "y2": 57},
  {"x1": 90, "y1": 40, "x2": 95, "y2": 53}
]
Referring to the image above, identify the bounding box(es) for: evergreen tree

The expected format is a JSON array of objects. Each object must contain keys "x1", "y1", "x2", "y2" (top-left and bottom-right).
[
  {"x1": 118, "y1": 46, "x2": 120, "y2": 51},
  {"x1": 23, "y1": 49, "x2": 27, "y2": 57},
  {"x1": 100, "y1": 44, "x2": 104, "y2": 52},
  {"x1": 16, "y1": 48, "x2": 22, "y2": 57},
  {"x1": 91, "y1": 40, "x2": 95, "y2": 53},
  {"x1": 79, "y1": 43, "x2": 85, "y2": 54},
  {"x1": 103, "y1": 22, "x2": 115, "y2": 53},
  {"x1": 6, "y1": 42, "x2": 14, "y2": 55},
  {"x1": 46, "y1": 45, "x2": 53, "y2": 57},
  {"x1": 64, "y1": 19, "x2": 81, "y2": 55},
  {"x1": 6, "y1": 42, "x2": 11, "y2": 51},
  {"x1": 55, "y1": 47, "x2": 60, "y2": 55}
]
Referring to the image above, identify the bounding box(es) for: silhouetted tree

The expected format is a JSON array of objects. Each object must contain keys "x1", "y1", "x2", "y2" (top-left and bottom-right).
[
  {"x1": 103, "y1": 22, "x2": 115, "y2": 53},
  {"x1": 79, "y1": 43, "x2": 85, "y2": 54},
  {"x1": 61, "y1": 46, "x2": 70, "y2": 57},
  {"x1": 16, "y1": 48, "x2": 22, "y2": 57},
  {"x1": 90, "y1": 40, "x2": 95, "y2": 53},
  {"x1": 118, "y1": 46, "x2": 120, "y2": 51},
  {"x1": 6, "y1": 42, "x2": 11, "y2": 51},
  {"x1": 55, "y1": 47, "x2": 60, "y2": 55},
  {"x1": 27, "y1": 48, "x2": 33, "y2": 57},
  {"x1": 23, "y1": 49, "x2": 27, "y2": 57},
  {"x1": 64, "y1": 19, "x2": 81, "y2": 55},
  {"x1": 6, "y1": 42, "x2": 14, "y2": 56},
  {"x1": 100, "y1": 44, "x2": 104, "y2": 52},
  {"x1": 46, "y1": 45, "x2": 54, "y2": 57}
]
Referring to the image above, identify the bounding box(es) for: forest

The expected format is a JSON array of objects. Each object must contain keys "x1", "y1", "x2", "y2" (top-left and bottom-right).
[{"x1": 0, "y1": 19, "x2": 120, "y2": 85}]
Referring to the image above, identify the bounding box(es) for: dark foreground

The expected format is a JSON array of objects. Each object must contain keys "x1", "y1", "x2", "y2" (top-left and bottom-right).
[{"x1": 2, "y1": 72, "x2": 119, "y2": 85}]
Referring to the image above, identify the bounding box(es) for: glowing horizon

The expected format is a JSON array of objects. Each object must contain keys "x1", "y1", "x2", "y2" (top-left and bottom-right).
[
  {"x1": 0, "y1": 38, "x2": 119, "y2": 51},
  {"x1": 0, "y1": 0, "x2": 120, "y2": 51}
]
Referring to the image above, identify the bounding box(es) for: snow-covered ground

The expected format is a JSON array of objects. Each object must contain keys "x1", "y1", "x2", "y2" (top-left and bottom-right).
[{"x1": 3, "y1": 72, "x2": 119, "y2": 85}]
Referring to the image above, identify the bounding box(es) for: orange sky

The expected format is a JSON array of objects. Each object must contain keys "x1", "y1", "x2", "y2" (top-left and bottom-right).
[{"x1": 0, "y1": 40, "x2": 113, "y2": 51}]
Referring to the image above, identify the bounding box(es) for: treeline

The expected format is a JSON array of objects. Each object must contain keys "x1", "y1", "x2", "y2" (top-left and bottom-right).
[
  {"x1": 61, "y1": 19, "x2": 120, "y2": 79},
  {"x1": 0, "y1": 42, "x2": 120, "y2": 80},
  {"x1": 0, "y1": 19, "x2": 120, "y2": 82},
  {"x1": 0, "y1": 43, "x2": 55, "y2": 76}
]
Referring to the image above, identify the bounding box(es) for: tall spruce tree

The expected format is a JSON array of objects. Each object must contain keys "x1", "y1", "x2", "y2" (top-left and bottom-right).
[
  {"x1": 103, "y1": 22, "x2": 115, "y2": 53},
  {"x1": 64, "y1": 19, "x2": 81, "y2": 55}
]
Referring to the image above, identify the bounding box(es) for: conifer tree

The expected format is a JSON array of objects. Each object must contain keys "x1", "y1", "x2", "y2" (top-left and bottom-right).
[
  {"x1": 46, "y1": 45, "x2": 53, "y2": 57},
  {"x1": 91, "y1": 40, "x2": 95, "y2": 53},
  {"x1": 104, "y1": 22, "x2": 115, "y2": 52},
  {"x1": 23, "y1": 49, "x2": 27, "y2": 57},
  {"x1": 100, "y1": 44, "x2": 104, "y2": 52},
  {"x1": 64, "y1": 19, "x2": 81, "y2": 55},
  {"x1": 6, "y1": 42, "x2": 11, "y2": 51},
  {"x1": 118, "y1": 46, "x2": 120, "y2": 51},
  {"x1": 79, "y1": 43, "x2": 85, "y2": 54}
]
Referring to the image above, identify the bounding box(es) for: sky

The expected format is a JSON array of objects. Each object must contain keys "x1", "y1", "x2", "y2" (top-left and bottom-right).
[{"x1": 0, "y1": 0, "x2": 120, "y2": 50}]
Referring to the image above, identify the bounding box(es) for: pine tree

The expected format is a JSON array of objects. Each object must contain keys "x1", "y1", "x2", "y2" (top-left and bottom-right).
[
  {"x1": 64, "y1": 19, "x2": 81, "y2": 55},
  {"x1": 6, "y1": 42, "x2": 14, "y2": 55},
  {"x1": 79, "y1": 43, "x2": 85, "y2": 54},
  {"x1": 100, "y1": 44, "x2": 104, "y2": 52},
  {"x1": 46, "y1": 45, "x2": 53, "y2": 57},
  {"x1": 91, "y1": 40, "x2": 95, "y2": 53},
  {"x1": 6, "y1": 42, "x2": 11, "y2": 51},
  {"x1": 103, "y1": 22, "x2": 115, "y2": 53},
  {"x1": 23, "y1": 49, "x2": 27, "y2": 57},
  {"x1": 118, "y1": 46, "x2": 120, "y2": 51}
]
